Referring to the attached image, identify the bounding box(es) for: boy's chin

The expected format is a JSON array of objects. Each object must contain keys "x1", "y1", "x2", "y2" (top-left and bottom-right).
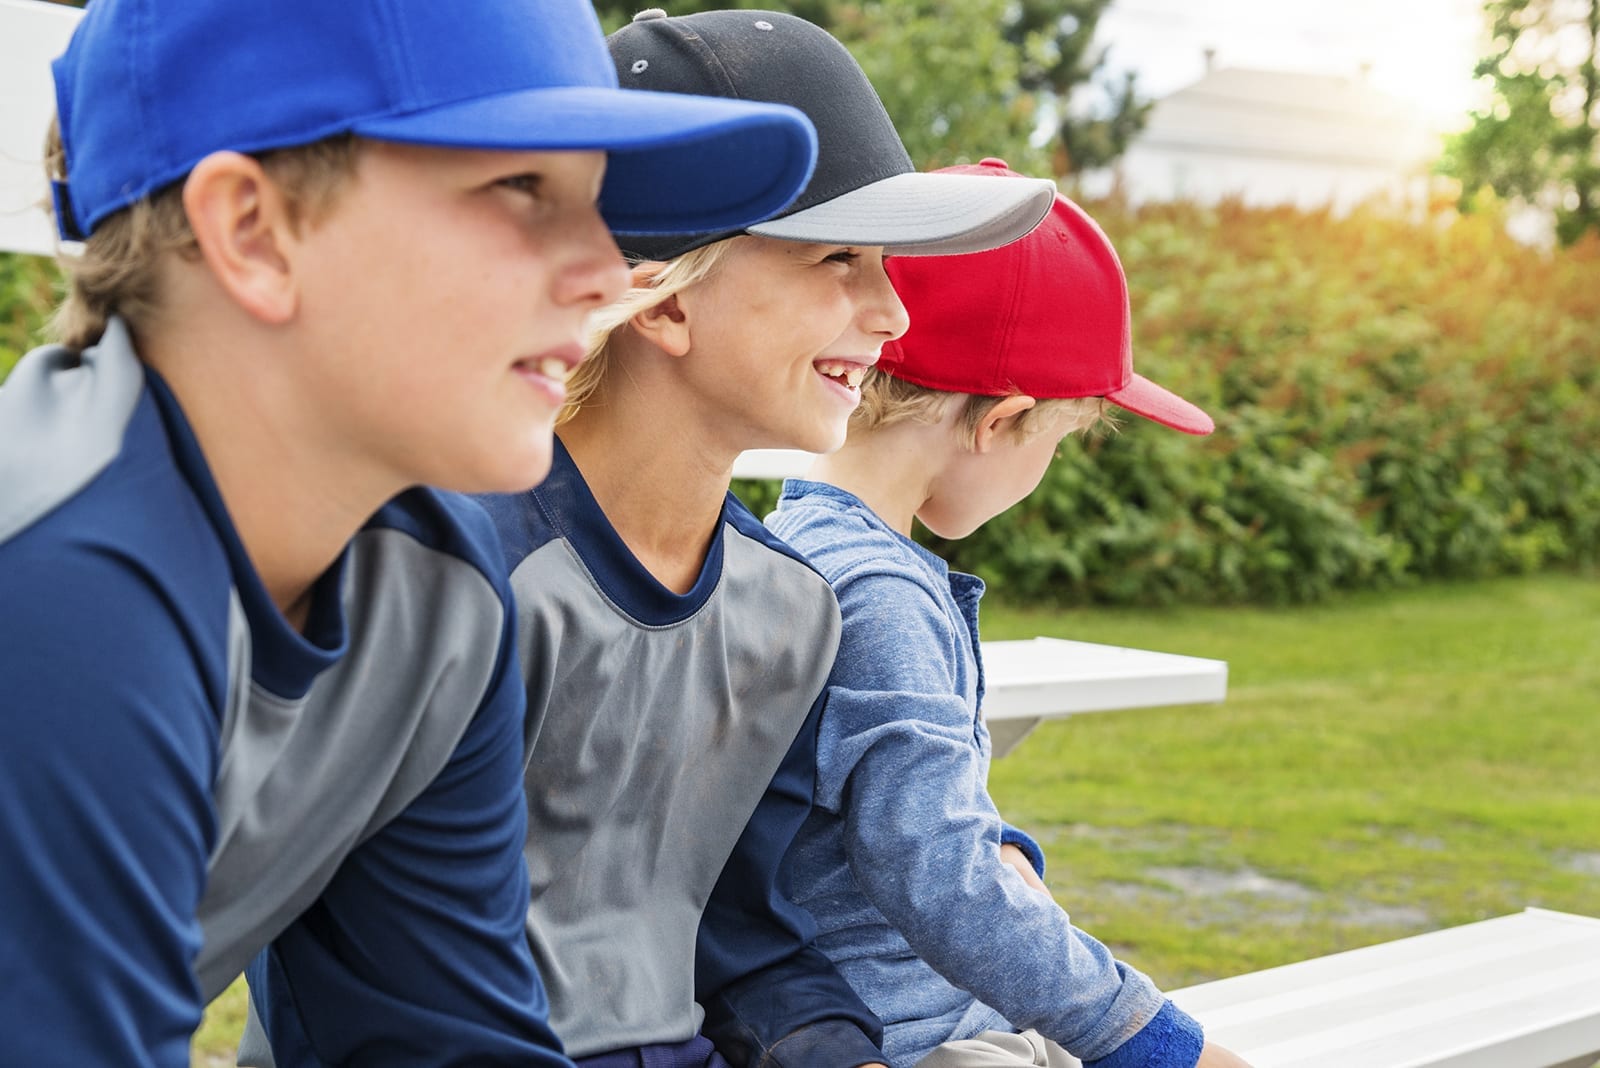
[
  {"x1": 921, "y1": 518, "x2": 982, "y2": 541},
  {"x1": 914, "y1": 505, "x2": 993, "y2": 541},
  {"x1": 436, "y1": 443, "x2": 555, "y2": 498},
  {"x1": 786, "y1": 421, "x2": 849, "y2": 458}
]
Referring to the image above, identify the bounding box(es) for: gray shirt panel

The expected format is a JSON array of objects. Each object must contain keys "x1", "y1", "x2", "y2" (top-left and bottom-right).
[
  {"x1": 0, "y1": 318, "x2": 144, "y2": 543},
  {"x1": 196, "y1": 527, "x2": 505, "y2": 999},
  {"x1": 512, "y1": 527, "x2": 840, "y2": 1057}
]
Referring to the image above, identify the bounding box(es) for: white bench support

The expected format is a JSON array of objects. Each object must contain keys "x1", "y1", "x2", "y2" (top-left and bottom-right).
[
  {"x1": 0, "y1": 0, "x2": 81, "y2": 258},
  {"x1": 1169, "y1": 908, "x2": 1600, "y2": 1068}
]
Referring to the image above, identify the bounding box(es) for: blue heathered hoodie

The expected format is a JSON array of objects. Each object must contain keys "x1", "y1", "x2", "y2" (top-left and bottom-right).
[{"x1": 767, "y1": 479, "x2": 1205, "y2": 1068}]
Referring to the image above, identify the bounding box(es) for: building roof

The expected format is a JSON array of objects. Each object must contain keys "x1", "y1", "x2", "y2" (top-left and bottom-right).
[{"x1": 1136, "y1": 66, "x2": 1439, "y2": 169}]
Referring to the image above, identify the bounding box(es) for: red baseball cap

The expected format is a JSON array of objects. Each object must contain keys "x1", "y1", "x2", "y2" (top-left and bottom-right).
[{"x1": 880, "y1": 159, "x2": 1214, "y2": 435}]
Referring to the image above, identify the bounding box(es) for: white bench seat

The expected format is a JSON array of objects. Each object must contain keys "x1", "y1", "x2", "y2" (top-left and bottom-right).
[
  {"x1": 1170, "y1": 908, "x2": 1600, "y2": 1068},
  {"x1": 980, "y1": 637, "x2": 1228, "y2": 756}
]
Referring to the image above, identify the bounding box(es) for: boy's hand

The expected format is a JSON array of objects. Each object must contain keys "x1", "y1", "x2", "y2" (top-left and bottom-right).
[
  {"x1": 1196, "y1": 1041, "x2": 1254, "y2": 1067},
  {"x1": 999, "y1": 843, "x2": 1049, "y2": 895}
]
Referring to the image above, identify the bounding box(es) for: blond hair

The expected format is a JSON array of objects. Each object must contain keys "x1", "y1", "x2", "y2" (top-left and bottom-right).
[
  {"x1": 44, "y1": 117, "x2": 363, "y2": 350},
  {"x1": 852, "y1": 369, "x2": 1112, "y2": 449},
  {"x1": 560, "y1": 239, "x2": 734, "y2": 424}
]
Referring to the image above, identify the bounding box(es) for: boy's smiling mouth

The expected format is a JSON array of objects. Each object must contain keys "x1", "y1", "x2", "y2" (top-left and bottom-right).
[
  {"x1": 534, "y1": 356, "x2": 574, "y2": 384},
  {"x1": 813, "y1": 357, "x2": 873, "y2": 391},
  {"x1": 515, "y1": 342, "x2": 584, "y2": 384}
]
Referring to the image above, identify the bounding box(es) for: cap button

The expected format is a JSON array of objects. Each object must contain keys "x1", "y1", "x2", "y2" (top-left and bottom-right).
[
  {"x1": 979, "y1": 157, "x2": 1010, "y2": 169},
  {"x1": 632, "y1": 8, "x2": 668, "y2": 21}
]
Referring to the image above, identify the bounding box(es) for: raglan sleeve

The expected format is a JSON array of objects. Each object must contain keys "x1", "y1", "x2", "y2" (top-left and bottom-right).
[
  {"x1": 694, "y1": 685, "x2": 888, "y2": 1068},
  {"x1": 814, "y1": 570, "x2": 1203, "y2": 1068},
  {"x1": 242, "y1": 569, "x2": 570, "y2": 1067},
  {"x1": 0, "y1": 545, "x2": 221, "y2": 1068}
]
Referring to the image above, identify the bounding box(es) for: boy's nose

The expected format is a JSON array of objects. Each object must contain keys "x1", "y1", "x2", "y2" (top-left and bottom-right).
[
  {"x1": 559, "y1": 207, "x2": 631, "y2": 310},
  {"x1": 863, "y1": 259, "x2": 911, "y2": 341}
]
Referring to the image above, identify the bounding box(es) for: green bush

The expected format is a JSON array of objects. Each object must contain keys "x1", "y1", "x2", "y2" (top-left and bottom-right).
[
  {"x1": 9, "y1": 198, "x2": 1598, "y2": 608},
  {"x1": 928, "y1": 197, "x2": 1600, "y2": 604},
  {"x1": 0, "y1": 251, "x2": 59, "y2": 381}
]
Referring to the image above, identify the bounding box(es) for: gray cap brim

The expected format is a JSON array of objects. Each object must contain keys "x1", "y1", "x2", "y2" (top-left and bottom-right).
[{"x1": 746, "y1": 171, "x2": 1056, "y2": 256}]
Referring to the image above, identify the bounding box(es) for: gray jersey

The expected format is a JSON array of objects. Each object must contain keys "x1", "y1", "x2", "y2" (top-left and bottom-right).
[{"x1": 481, "y1": 438, "x2": 882, "y2": 1062}]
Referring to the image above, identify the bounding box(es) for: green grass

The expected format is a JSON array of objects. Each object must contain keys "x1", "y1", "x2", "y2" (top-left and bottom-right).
[
  {"x1": 193, "y1": 977, "x2": 246, "y2": 1067},
  {"x1": 191, "y1": 573, "x2": 1600, "y2": 1063},
  {"x1": 983, "y1": 572, "x2": 1600, "y2": 987}
]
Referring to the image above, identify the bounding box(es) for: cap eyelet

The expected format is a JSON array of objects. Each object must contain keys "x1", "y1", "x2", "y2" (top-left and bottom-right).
[
  {"x1": 753, "y1": 19, "x2": 774, "y2": 30},
  {"x1": 630, "y1": 59, "x2": 649, "y2": 74}
]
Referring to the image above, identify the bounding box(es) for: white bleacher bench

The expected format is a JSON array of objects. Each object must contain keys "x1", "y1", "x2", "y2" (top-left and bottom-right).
[
  {"x1": 980, "y1": 637, "x2": 1227, "y2": 756},
  {"x1": 0, "y1": 0, "x2": 78, "y2": 259},
  {"x1": 1170, "y1": 908, "x2": 1600, "y2": 1068},
  {"x1": 731, "y1": 448, "x2": 819, "y2": 481}
]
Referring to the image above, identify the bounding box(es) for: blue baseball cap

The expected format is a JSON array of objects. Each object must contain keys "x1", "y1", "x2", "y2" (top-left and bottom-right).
[{"x1": 49, "y1": 0, "x2": 818, "y2": 242}]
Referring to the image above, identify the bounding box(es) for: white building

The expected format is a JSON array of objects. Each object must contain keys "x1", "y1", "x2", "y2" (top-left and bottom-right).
[{"x1": 1081, "y1": 63, "x2": 1444, "y2": 214}]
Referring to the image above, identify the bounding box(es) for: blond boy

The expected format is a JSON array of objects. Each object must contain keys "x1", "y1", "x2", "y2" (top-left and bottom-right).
[{"x1": 767, "y1": 162, "x2": 1251, "y2": 1068}]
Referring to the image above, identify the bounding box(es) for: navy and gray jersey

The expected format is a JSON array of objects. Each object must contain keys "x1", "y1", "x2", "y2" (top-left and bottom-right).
[
  {"x1": 478, "y1": 438, "x2": 886, "y2": 1067},
  {"x1": 0, "y1": 319, "x2": 567, "y2": 1067}
]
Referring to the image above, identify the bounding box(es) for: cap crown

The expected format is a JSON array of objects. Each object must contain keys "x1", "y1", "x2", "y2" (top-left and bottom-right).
[
  {"x1": 609, "y1": 9, "x2": 912, "y2": 259},
  {"x1": 881, "y1": 160, "x2": 1131, "y2": 398},
  {"x1": 53, "y1": 0, "x2": 617, "y2": 237}
]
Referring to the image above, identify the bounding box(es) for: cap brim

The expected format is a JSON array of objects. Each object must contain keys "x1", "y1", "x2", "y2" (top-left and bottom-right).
[
  {"x1": 746, "y1": 171, "x2": 1055, "y2": 256},
  {"x1": 353, "y1": 85, "x2": 817, "y2": 236},
  {"x1": 1107, "y1": 373, "x2": 1215, "y2": 435}
]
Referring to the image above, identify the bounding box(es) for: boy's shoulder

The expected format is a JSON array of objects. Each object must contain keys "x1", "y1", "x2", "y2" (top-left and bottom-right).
[
  {"x1": 720, "y1": 486, "x2": 832, "y2": 580},
  {"x1": 1, "y1": 325, "x2": 239, "y2": 697},
  {"x1": 478, "y1": 444, "x2": 836, "y2": 616},
  {"x1": 1, "y1": 320, "x2": 157, "y2": 547},
  {"x1": 768, "y1": 479, "x2": 942, "y2": 590},
  {"x1": 367, "y1": 484, "x2": 513, "y2": 601}
]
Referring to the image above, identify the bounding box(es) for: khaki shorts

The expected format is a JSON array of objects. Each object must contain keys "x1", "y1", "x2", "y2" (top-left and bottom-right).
[{"x1": 914, "y1": 1029, "x2": 1083, "y2": 1068}]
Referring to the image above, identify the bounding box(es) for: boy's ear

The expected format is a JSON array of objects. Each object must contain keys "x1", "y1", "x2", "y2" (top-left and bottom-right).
[
  {"x1": 628, "y1": 273, "x2": 692, "y2": 358},
  {"x1": 972, "y1": 394, "x2": 1037, "y2": 453},
  {"x1": 182, "y1": 151, "x2": 298, "y2": 325}
]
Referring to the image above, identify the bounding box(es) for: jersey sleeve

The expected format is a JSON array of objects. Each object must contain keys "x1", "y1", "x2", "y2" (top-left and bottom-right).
[
  {"x1": 818, "y1": 569, "x2": 1196, "y2": 1065},
  {"x1": 0, "y1": 545, "x2": 221, "y2": 1068},
  {"x1": 244, "y1": 590, "x2": 570, "y2": 1067},
  {"x1": 695, "y1": 690, "x2": 887, "y2": 1068}
]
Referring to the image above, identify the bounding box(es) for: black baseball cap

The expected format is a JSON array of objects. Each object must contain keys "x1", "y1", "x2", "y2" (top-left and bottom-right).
[{"x1": 608, "y1": 9, "x2": 1055, "y2": 261}]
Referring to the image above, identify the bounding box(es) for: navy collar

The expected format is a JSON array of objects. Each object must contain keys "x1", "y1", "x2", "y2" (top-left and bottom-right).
[{"x1": 535, "y1": 436, "x2": 727, "y2": 626}]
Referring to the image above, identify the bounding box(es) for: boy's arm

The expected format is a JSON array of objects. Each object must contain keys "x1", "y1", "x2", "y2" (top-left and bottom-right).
[
  {"x1": 0, "y1": 550, "x2": 217, "y2": 1068},
  {"x1": 245, "y1": 600, "x2": 571, "y2": 1068},
  {"x1": 820, "y1": 572, "x2": 1204, "y2": 1068},
  {"x1": 696, "y1": 691, "x2": 888, "y2": 1068}
]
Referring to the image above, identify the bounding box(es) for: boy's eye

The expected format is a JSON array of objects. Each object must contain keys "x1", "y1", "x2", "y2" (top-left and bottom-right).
[
  {"x1": 824, "y1": 249, "x2": 860, "y2": 265},
  {"x1": 496, "y1": 173, "x2": 544, "y2": 197}
]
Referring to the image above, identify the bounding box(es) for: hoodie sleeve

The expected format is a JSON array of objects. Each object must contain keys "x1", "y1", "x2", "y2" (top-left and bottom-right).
[{"x1": 813, "y1": 568, "x2": 1201, "y2": 1067}]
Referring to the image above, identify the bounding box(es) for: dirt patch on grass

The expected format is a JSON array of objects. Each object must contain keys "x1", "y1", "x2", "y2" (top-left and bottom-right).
[
  {"x1": 1561, "y1": 852, "x2": 1600, "y2": 876},
  {"x1": 1147, "y1": 865, "x2": 1318, "y2": 902},
  {"x1": 1036, "y1": 822, "x2": 1436, "y2": 934}
]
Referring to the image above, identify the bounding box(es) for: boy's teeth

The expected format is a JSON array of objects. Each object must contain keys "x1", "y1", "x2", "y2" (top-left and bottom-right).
[
  {"x1": 816, "y1": 359, "x2": 867, "y2": 387},
  {"x1": 538, "y1": 357, "x2": 571, "y2": 383}
]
